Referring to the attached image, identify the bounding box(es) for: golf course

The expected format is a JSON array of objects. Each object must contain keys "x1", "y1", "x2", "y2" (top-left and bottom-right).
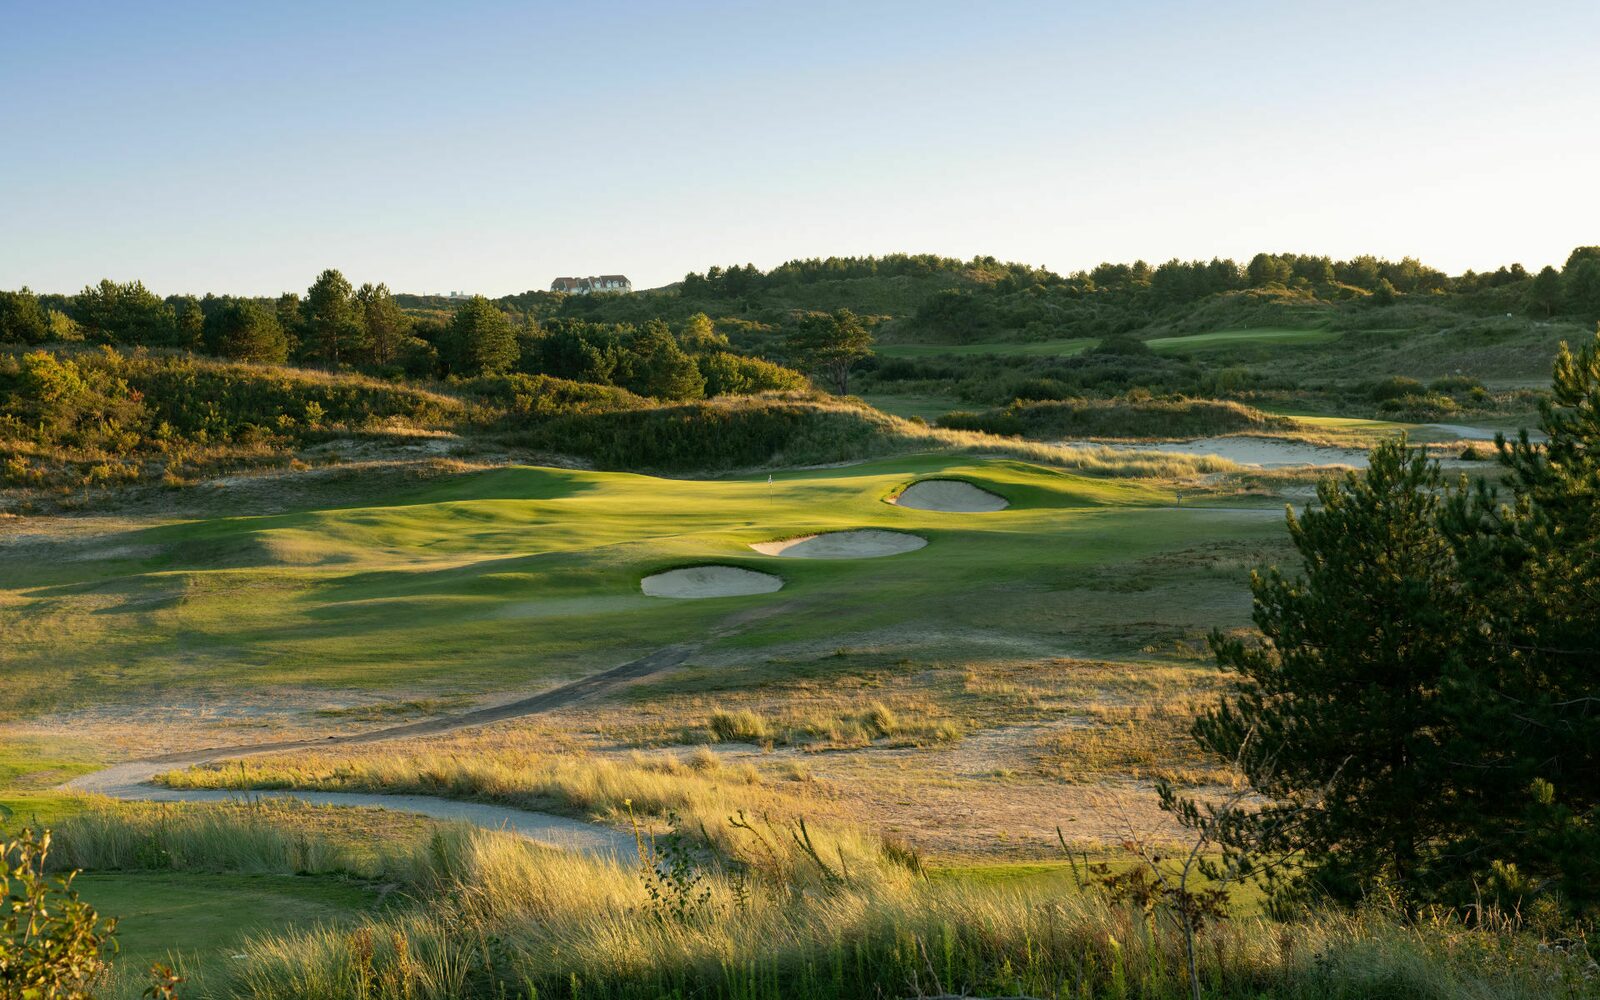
[{"x1": 3, "y1": 250, "x2": 1597, "y2": 998}]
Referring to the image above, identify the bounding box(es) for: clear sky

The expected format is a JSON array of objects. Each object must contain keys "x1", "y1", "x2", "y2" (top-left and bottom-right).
[{"x1": 3, "y1": 0, "x2": 1597, "y2": 296}]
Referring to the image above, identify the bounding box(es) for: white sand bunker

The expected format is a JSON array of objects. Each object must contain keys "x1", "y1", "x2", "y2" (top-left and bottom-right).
[
  {"x1": 892, "y1": 480, "x2": 1009, "y2": 513},
  {"x1": 750, "y1": 529, "x2": 927, "y2": 559},
  {"x1": 641, "y1": 566, "x2": 784, "y2": 599}
]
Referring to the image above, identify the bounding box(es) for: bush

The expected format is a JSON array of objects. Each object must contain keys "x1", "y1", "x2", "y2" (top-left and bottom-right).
[
  {"x1": 2, "y1": 829, "x2": 119, "y2": 1000},
  {"x1": 696, "y1": 352, "x2": 809, "y2": 396},
  {"x1": 1369, "y1": 375, "x2": 1425, "y2": 402}
]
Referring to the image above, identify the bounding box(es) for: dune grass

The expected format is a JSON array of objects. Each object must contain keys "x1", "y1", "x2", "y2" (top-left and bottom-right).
[
  {"x1": 37, "y1": 799, "x2": 1584, "y2": 999},
  {"x1": 217, "y1": 822, "x2": 1590, "y2": 1000}
]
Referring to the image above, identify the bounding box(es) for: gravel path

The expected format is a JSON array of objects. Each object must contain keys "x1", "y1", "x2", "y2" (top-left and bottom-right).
[
  {"x1": 68, "y1": 763, "x2": 634, "y2": 855},
  {"x1": 60, "y1": 637, "x2": 725, "y2": 855}
]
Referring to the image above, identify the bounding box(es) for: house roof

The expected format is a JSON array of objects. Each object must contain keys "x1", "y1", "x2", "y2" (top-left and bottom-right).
[{"x1": 549, "y1": 275, "x2": 631, "y2": 290}]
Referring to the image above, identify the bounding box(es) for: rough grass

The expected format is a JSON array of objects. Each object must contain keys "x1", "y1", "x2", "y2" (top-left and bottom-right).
[
  {"x1": 513, "y1": 391, "x2": 1240, "y2": 477},
  {"x1": 938, "y1": 397, "x2": 1290, "y2": 441},
  {"x1": 219, "y1": 823, "x2": 1595, "y2": 1000},
  {"x1": 705, "y1": 701, "x2": 963, "y2": 749},
  {"x1": 161, "y1": 748, "x2": 775, "y2": 838}
]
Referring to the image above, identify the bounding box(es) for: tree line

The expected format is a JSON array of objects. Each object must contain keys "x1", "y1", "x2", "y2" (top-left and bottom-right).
[{"x1": 0, "y1": 270, "x2": 824, "y2": 402}]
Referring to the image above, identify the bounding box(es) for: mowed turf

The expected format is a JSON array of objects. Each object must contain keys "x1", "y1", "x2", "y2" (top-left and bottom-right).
[
  {"x1": 75, "y1": 873, "x2": 376, "y2": 999},
  {"x1": 0, "y1": 455, "x2": 1285, "y2": 719},
  {"x1": 1145, "y1": 327, "x2": 1341, "y2": 352},
  {"x1": 871, "y1": 328, "x2": 1336, "y2": 361}
]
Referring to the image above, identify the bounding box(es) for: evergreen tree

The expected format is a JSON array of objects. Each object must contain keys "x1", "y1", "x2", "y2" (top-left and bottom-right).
[
  {"x1": 304, "y1": 269, "x2": 361, "y2": 366},
  {"x1": 625, "y1": 320, "x2": 704, "y2": 400},
  {"x1": 447, "y1": 296, "x2": 518, "y2": 375},
  {"x1": 1193, "y1": 440, "x2": 1468, "y2": 905},
  {"x1": 206, "y1": 300, "x2": 289, "y2": 364},
  {"x1": 0, "y1": 288, "x2": 49, "y2": 344},
  {"x1": 1442, "y1": 328, "x2": 1600, "y2": 914},
  {"x1": 1526, "y1": 265, "x2": 1563, "y2": 317},
  {"x1": 354, "y1": 282, "x2": 410, "y2": 368},
  {"x1": 72, "y1": 279, "x2": 176, "y2": 345},
  {"x1": 1563, "y1": 258, "x2": 1600, "y2": 320},
  {"x1": 171, "y1": 295, "x2": 205, "y2": 351}
]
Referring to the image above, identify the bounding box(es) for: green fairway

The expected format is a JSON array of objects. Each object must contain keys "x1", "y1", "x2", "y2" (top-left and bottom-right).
[
  {"x1": 0, "y1": 456, "x2": 1283, "y2": 721},
  {"x1": 874, "y1": 338, "x2": 1097, "y2": 359},
  {"x1": 75, "y1": 872, "x2": 376, "y2": 998},
  {"x1": 1146, "y1": 327, "x2": 1341, "y2": 352}
]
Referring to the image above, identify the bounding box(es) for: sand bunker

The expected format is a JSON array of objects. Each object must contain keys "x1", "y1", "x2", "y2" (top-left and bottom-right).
[
  {"x1": 892, "y1": 480, "x2": 1009, "y2": 513},
  {"x1": 641, "y1": 566, "x2": 783, "y2": 599},
  {"x1": 750, "y1": 529, "x2": 927, "y2": 559}
]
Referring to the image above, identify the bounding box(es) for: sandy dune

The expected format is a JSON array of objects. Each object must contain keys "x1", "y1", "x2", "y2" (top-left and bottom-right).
[
  {"x1": 892, "y1": 480, "x2": 1009, "y2": 512},
  {"x1": 750, "y1": 529, "x2": 927, "y2": 559},
  {"x1": 641, "y1": 565, "x2": 784, "y2": 598}
]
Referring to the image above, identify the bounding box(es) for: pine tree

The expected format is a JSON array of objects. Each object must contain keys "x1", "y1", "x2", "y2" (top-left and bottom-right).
[
  {"x1": 1526, "y1": 265, "x2": 1563, "y2": 317},
  {"x1": 447, "y1": 296, "x2": 518, "y2": 376},
  {"x1": 304, "y1": 269, "x2": 361, "y2": 366},
  {"x1": 354, "y1": 282, "x2": 410, "y2": 368},
  {"x1": 626, "y1": 321, "x2": 704, "y2": 400},
  {"x1": 1193, "y1": 440, "x2": 1468, "y2": 905},
  {"x1": 207, "y1": 300, "x2": 288, "y2": 364},
  {"x1": 1442, "y1": 328, "x2": 1600, "y2": 913}
]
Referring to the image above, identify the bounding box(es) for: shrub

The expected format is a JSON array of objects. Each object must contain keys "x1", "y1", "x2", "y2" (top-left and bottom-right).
[
  {"x1": 1, "y1": 829, "x2": 119, "y2": 1000},
  {"x1": 707, "y1": 707, "x2": 772, "y2": 744},
  {"x1": 1370, "y1": 375, "x2": 1426, "y2": 402}
]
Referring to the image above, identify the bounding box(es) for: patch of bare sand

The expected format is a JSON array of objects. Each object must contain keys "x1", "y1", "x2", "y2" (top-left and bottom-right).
[
  {"x1": 750, "y1": 530, "x2": 926, "y2": 559},
  {"x1": 892, "y1": 480, "x2": 1009, "y2": 512}
]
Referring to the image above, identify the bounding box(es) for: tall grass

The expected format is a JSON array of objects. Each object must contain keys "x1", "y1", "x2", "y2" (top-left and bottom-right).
[
  {"x1": 43, "y1": 799, "x2": 370, "y2": 876},
  {"x1": 159, "y1": 750, "x2": 763, "y2": 827},
  {"x1": 34, "y1": 791, "x2": 1597, "y2": 999},
  {"x1": 220, "y1": 825, "x2": 1598, "y2": 1000}
]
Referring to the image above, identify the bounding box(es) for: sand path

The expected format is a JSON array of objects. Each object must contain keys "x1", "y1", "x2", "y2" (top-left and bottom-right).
[{"x1": 63, "y1": 606, "x2": 789, "y2": 854}]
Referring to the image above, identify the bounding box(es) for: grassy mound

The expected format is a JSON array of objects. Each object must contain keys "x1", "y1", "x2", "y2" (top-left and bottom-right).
[
  {"x1": 938, "y1": 397, "x2": 1290, "y2": 441},
  {"x1": 1, "y1": 346, "x2": 462, "y2": 494}
]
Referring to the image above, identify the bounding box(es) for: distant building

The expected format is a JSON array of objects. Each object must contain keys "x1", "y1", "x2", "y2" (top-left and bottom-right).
[{"x1": 550, "y1": 275, "x2": 632, "y2": 294}]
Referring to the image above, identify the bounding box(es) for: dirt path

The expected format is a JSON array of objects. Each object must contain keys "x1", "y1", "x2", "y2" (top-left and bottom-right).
[{"x1": 65, "y1": 603, "x2": 794, "y2": 853}]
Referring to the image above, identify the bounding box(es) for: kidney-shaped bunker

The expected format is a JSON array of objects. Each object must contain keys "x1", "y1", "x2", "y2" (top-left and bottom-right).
[
  {"x1": 641, "y1": 565, "x2": 784, "y2": 599},
  {"x1": 750, "y1": 529, "x2": 927, "y2": 559},
  {"x1": 891, "y1": 480, "x2": 1008, "y2": 513}
]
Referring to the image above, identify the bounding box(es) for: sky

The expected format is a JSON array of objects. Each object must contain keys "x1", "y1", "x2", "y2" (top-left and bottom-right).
[{"x1": 2, "y1": 0, "x2": 1597, "y2": 296}]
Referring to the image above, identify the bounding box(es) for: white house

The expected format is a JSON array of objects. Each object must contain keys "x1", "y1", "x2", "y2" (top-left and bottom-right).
[{"x1": 549, "y1": 275, "x2": 632, "y2": 294}]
